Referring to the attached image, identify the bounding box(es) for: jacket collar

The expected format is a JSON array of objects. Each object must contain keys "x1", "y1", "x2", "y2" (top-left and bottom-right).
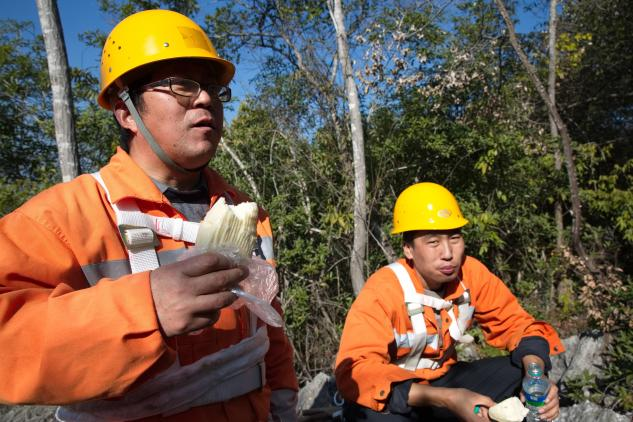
[{"x1": 100, "y1": 148, "x2": 239, "y2": 205}]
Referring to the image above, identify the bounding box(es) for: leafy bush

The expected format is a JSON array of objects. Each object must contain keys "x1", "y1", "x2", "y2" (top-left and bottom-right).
[{"x1": 602, "y1": 330, "x2": 633, "y2": 411}]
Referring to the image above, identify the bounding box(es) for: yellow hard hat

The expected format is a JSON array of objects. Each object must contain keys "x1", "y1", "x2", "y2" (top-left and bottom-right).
[
  {"x1": 98, "y1": 9, "x2": 235, "y2": 109},
  {"x1": 391, "y1": 182, "x2": 469, "y2": 234}
]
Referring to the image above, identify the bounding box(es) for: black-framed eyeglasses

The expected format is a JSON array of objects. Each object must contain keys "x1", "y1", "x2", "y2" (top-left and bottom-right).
[{"x1": 138, "y1": 77, "x2": 231, "y2": 102}]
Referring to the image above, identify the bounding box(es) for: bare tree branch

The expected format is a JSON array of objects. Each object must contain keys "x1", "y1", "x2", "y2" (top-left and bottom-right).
[
  {"x1": 494, "y1": 0, "x2": 595, "y2": 271},
  {"x1": 219, "y1": 136, "x2": 261, "y2": 202},
  {"x1": 548, "y1": 0, "x2": 564, "y2": 252},
  {"x1": 328, "y1": 0, "x2": 369, "y2": 296},
  {"x1": 36, "y1": 0, "x2": 79, "y2": 181}
]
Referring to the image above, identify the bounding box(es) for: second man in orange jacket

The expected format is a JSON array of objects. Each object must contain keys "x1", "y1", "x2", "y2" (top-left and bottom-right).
[{"x1": 336, "y1": 182, "x2": 564, "y2": 422}]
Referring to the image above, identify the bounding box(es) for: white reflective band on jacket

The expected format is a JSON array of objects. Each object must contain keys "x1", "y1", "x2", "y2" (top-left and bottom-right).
[
  {"x1": 55, "y1": 326, "x2": 270, "y2": 421},
  {"x1": 388, "y1": 262, "x2": 474, "y2": 371},
  {"x1": 54, "y1": 173, "x2": 270, "y2": 421}
]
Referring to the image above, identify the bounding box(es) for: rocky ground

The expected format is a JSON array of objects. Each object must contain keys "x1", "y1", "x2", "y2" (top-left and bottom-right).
[
  {"x1": 1, "y1": 332, "x2": 630, "y2": 421},
  {"x1": 0, "y1": 405, "x2": 56, "y2": 421},
  {"x1": 296, "y1": 332, "x2": 632, "y2": 421}
]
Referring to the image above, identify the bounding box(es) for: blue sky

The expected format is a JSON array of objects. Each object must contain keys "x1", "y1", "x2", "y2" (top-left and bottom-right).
[
  {"x1": 2, "y1": 1, "x2": 546, "y2": 121},
  {"x1": 3, "y1": 1, "x2": 111, "y2": 73},
  {"x1": 1, "y1": 1, "x2": 258, "y2": 121}
]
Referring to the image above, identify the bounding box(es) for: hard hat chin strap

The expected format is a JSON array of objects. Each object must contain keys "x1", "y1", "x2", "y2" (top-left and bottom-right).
[{"x1": 118, "y1": 88, "x2": 205, "y2": 174}]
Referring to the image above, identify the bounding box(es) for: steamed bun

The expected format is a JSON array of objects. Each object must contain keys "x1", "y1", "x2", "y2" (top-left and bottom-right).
[{"x1": 489, "y1": 396, "x2": 529, "y2": 422}]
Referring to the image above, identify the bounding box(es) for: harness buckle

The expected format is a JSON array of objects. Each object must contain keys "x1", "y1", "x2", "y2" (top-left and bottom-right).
[
  {"x1": 455, "y1": 289, "x2": 471, "y2": 305},
  {"x1": 119, "y1": 225, "x2": 159, "y2": 250}
]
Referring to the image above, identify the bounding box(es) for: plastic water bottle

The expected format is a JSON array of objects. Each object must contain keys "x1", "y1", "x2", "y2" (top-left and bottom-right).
[{"x1": 522, "y1": 362, "x2": 550, "y2": 421}]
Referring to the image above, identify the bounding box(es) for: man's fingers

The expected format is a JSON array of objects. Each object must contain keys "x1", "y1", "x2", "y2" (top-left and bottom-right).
[
  {"x1": 480, "y1": 397, "x2": 495, "y2": 421},
  {"x1": 189, "y1": 266, "x2": 248, "y2": 295},
  {"x1": 547, "y1": 382, "x2": 559, "y2": 401},
  {"x1": 478, "y1": 406, "x2": 489, "y2": 419},
  {"x1": 482, "y1": 397, "x2": 496, "y2": 408},
  {"x1": 541, "y1": 395, "x2": 559, "y2": 412},
  {"x1": 195, "y1": 309, "x2": 222, "y2": 327},
  {"x1": 539, "y1": 385, "x2": 560, "y2": 421},
  {"x1": 191, "y1": 290, "x2": 238, "y2": 314},
  {"x1": 185, "y1": 311, "x2": 222, "y2": 333},
  {"x1": 540, "y1": 408, "x2": 560, "y2": 421},
  {"x1": 180, "y1": 252, "x2": 240, "y2": 277}
]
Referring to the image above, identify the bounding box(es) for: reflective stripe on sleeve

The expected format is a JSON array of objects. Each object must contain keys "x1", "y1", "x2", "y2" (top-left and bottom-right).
[
  {"x1": 257, "y1": 236, "x2": 274, "y2": 261},
  {"x1": 81, "y1": 248, "x2": 188, "y2": 285}
]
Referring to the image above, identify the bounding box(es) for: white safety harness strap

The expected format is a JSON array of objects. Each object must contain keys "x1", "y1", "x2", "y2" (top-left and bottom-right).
[
  {"x1": 56, "y1": 326, "x2": 269, "y2": 421},
  {"x1": 92, "y1": 172, "x2": 200, "y2": 273},
  {"x1": 389, "y1": 262, "x2": 474, "y2": 372},
  {"x1": 389, "y1": 263, "x2": 430, "y2": 371}
]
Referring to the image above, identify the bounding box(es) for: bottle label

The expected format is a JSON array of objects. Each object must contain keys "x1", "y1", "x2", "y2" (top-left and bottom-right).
[{"x1": 525, "y1": 392, "x2": 546, "y2": 407}]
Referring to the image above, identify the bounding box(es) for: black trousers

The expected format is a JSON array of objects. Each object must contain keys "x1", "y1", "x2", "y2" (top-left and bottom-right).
[{"x1": 343, "y1": 356, "x2": 523, "y2": 421}]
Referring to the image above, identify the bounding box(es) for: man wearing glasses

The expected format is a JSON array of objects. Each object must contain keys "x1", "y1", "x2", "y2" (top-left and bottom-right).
[{"x1": 0, "y1": 9, "x2": 298, "y2": 422}]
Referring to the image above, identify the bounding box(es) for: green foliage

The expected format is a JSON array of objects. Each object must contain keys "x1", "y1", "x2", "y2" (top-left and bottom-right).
[
  {"x1": 71, "y1": 64, "x2": 119, "y2": 172},
  {"x1": 0, "y1": 20, "x2": 58, "y2": 214},
  {"x1": 585, "y1": 158, "x2": 633, "y2": 244},
  {"x1": 603, "y1": 330, "x2": 633, "y2": 411},
  {"x1": 461, "y1": 325, "x2": 509, "y2": 359},
  {"x1": 556, "y1": 0, "x2": 633, "y2": 276},
  {"x1": 0, "y1": 175, "x2": 52, "y2": 216},
  {"x1": 564, "y1": 370, "x2": 601, "y2": 404},
  {"x1": 462, "y1": 204, "x2": 504, "y2": 257},
  {"x1": 563, "y1": 328, "x2": 633, "y2": 414},
  {"x1": 0, "y1": 21, "x2": 54, "y2": 174},
  {"x1": 74, "y1": 104, "x2": 119, "y2": 172},
  {"x1": 0, "y1": 19, "x2": 117, "y2": 216},
  {"x1": 284, "y1": 283, "x2": 310, "y2": 332}
]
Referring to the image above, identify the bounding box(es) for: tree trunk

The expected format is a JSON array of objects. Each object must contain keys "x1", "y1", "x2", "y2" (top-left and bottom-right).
[
  {"x1": 219, "y1": 137, "x2": 262, "y2": 202},
  {"x1": 494, "y1": 0, "x2": 594, "y2": 271},
  {"x1": 36, "y1": 0, "x2": 79, "y2": 182},
  {"x1": 328, "y1": 0, "x2": 368, "y2": 296},
  {"x1": 548, "y1": 0, "x2": 563, "y2": 308},
  {"x1": 548, "y1": 0, "x2": 564, "y2": 251}
]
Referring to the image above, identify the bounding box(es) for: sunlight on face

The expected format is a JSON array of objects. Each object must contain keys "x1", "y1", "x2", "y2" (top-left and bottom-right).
[{"x1": 403, "y1": 229, "x2": 465, "y2": 291}]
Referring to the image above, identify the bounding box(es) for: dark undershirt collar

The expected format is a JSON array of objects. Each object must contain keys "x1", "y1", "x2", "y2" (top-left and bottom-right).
[{"x1": 151, "y1": 177, "x2": 210, "y2": 222}]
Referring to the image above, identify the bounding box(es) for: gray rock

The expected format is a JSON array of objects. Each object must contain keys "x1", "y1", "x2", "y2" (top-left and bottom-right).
[
  {"x1": 0, "y1": 404, "x2": 56, "y2": 422},
  {"x1": 550, "y1": 331, "x2": 608, "y2": 383},
  {"x1": 456, "y1": 341, "x2": 481, "y2": 362},
  {"x1": 298, "y1": 372, "x2": 339, "y2": 411},
  {"x1": 557, "y1": 400, "x2": 630, "y2": 422}
]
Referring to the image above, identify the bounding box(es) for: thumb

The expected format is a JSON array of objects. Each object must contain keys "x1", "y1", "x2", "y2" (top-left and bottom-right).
[{"x1": 480, "y1": 396, "x2": 496, "y2": 408}]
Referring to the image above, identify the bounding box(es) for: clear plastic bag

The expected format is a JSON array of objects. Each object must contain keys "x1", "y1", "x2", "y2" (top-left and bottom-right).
[
  {"x1": 233, "y1": 257, "x2": 279, "y2": 304},
  {"x1": 228, "y1": 253, "x2": 282, "y2": 327},
  {"x1": 181, "y1": 246, "x2": 282, "y2": 327},
  {"x1": 230, "y1": 288, "x2": 283, "y2": 327}
]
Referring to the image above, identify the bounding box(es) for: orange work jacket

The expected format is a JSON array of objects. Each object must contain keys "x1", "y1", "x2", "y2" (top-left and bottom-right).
[
  {"x1": 335, "y1": 257, "x2": 564, "y2": 412},
  {"x1": 0, "y1": 148, "x2": 298, "y2": 421}
]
